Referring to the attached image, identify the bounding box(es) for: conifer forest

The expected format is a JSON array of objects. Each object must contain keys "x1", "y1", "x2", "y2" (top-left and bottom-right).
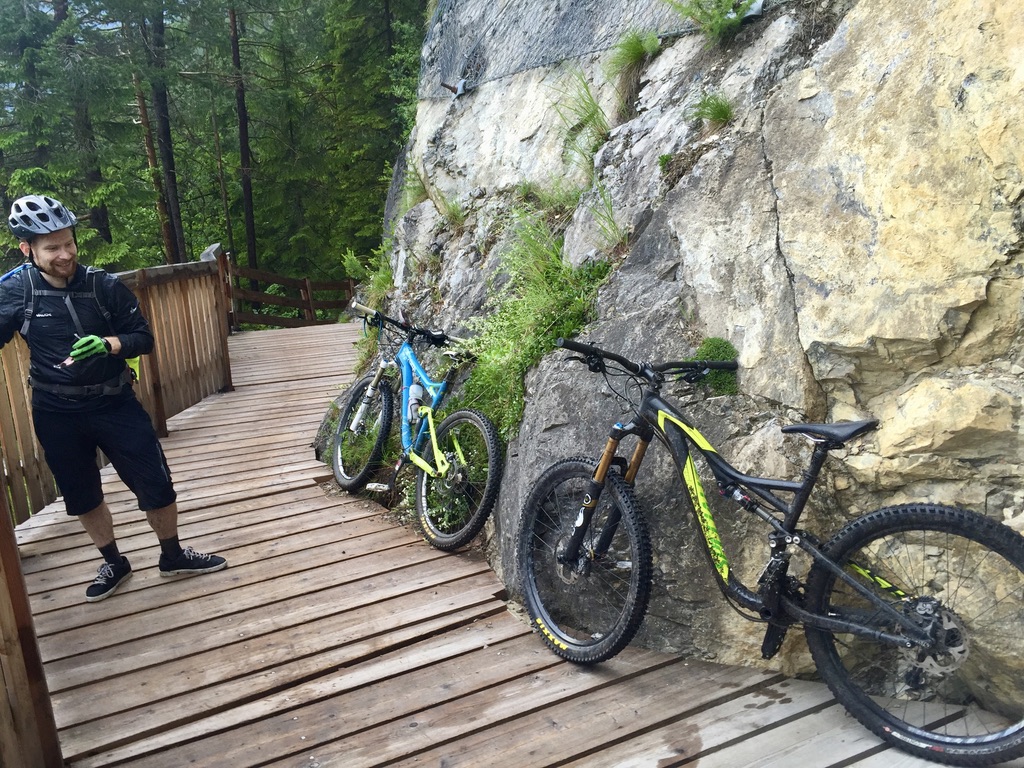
[{"x1": 0, "y1": 0, "x2": 426, "y2": 280}]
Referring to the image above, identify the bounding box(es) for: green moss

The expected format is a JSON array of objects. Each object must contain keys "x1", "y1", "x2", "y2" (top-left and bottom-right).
[{"x1": 690, "y1": 336, "x2": 739, "y2": 395}]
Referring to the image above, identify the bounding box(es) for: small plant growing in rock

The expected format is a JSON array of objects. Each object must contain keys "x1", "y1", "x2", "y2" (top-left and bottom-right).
[
  {"x1": 517, "y1": 180, "x2": 584, "y2": 219},
  {"x1": 606, "y1": 29, "x2": 661, "y2": 120},
  {"x1": 398, "y1": 164, "x2": 429, "y2": 220},
  {"x1": 435, "y1": 190, "x2": 467, "y2": 234},
  {"x1": 687, "y1": 91, "x2": 734, "y2": 129},
  {"x1": 663, "y1": 0, "x2": 757, "y2": 46},
  {"x1": 590, "y1": 183, "x2": 630, "y2": 255},
  {"x1": 461, "y1": 211, "x2": 611, "y2": 438},
  {"x1": 689, "y1": 336, "x2": 739, "y2": 395},
  {"x1": 554, "y1": 68, "x2": 611, "y2": 180}
]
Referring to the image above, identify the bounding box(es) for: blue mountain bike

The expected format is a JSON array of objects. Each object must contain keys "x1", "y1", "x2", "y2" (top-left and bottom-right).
[{"x1": 332, "y1": 302, "x2": 502, "y2": 551}]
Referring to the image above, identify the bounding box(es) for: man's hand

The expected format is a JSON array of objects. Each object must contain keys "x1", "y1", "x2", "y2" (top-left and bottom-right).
[{"x1": 70, "y1": 335, "x2": 112, "y2": 361}]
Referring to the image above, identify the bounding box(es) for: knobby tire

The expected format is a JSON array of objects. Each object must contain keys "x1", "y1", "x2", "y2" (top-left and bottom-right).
[
  {"x1": 804, "y1": 504, "x2": 1024, "y2": 766},
  {"x1": 517, "y1": 457, "x2": 652, "y2": 664},
  {"x1": 332, "y1": 375, "x2": 393, "y2": 492},
  {"x1": 415, "y1": 408, "x2": 503, "y2": 551}
]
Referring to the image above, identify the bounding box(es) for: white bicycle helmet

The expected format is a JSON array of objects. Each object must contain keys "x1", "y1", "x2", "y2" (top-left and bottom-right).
[{"x1": 8, "y1": 195, "x2": 78, "y2": 240}]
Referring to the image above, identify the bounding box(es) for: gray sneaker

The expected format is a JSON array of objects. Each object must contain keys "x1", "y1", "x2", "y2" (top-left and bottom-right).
[
  {"x1": 86, "y1": 557, "x2": 133, "y2": 602},
  {"x1": 159, "y1": 546, "x2": 227, "y2": 577}
]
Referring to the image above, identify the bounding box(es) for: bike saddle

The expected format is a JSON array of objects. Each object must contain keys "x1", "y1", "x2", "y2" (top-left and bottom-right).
[{"x1": 781, "y1": 419, "x2": 879, "y2": 445}]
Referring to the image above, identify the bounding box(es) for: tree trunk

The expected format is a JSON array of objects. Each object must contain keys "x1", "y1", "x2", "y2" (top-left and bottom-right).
[
  {"x1": 148, "y1": 11, "x2": 187, "y2": 263},
  {"x1": 229, "y1": 7, "x2": 259, "y2": 293},
  {"x1": 55, "y1": 0, "x2": 111, "y2": 242},
  {"x1": 207, "y1": 52, "x2": 236, "y2": 256},
  {"x1": 134, "y1": 73, "x2": 176, "y2": 264}
]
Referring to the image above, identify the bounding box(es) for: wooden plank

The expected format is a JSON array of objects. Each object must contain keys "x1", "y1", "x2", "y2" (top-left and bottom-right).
[
  {"x1": 383, "y1": 658, "x2": 783, "y2": 768},
  {"x1": 69, "y1": 595, "x2": 515, "y2": 766},
  {"x1": 50, "y1": 563, "x2": 499, "y2": 730},
  {"x1": 262, "y1": 646, "x2": 685, "y2": 767},
  {"x1": 560, "y1": 678, "x2": 837, "y2": 767},
  {"x1": 33, "y1": 516, "x2": 425, "y2": 647},
  {"x1": 682, "y1": 696, "x2": 887, "y2": 767}
]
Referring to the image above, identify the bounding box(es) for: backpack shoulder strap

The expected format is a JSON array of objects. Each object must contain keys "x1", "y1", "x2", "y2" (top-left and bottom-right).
[
  {"x1": 86, "y1": 267, "x2": 114, "y2": 331},
  {"x1": 20, "y1": 267, "x2": 36, "y2": 337}
]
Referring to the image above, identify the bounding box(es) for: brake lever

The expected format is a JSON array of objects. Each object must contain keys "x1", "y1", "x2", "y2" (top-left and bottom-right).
[{"x1": 681, "y1": 369, "x2": 708, "y2": 384}]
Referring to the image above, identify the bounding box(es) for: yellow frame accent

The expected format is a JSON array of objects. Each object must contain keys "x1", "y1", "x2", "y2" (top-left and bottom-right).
[
  {"x1": 407, "y1": 406, "x2": 451, "y2": 478},
  {"x1": 659, "y1": 410, "x2": 729, "y2": 581}
]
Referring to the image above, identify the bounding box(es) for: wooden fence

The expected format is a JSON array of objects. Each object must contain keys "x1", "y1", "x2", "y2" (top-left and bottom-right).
[
  {"x1": 0, "y1": 260, "x2": 232, "y2": 528},
  {"x1": 217, "y1": 248, "x2": 356, "y2": 329}
]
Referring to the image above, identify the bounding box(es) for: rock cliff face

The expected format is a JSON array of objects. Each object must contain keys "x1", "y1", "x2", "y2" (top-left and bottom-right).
[{"x1": 380, "y1": 0, "x2": 1024, "y2": 669}]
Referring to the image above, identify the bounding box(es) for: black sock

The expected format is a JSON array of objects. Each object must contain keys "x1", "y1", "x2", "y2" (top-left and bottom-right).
[
  {"x1": 99, "y1": 541, "x2": 122, "y2": 566},
  {"x1": 160, "y1": 536, "x2": 183, "y2": 560}
]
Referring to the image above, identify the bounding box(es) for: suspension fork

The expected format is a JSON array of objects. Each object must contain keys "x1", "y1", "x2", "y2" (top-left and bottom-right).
[
  {"x1": 559, "y1": 421, "x2": 652, "y2": 565},
  {"x1": 348, "y1": 361, "x2": 391, "y2": 431}
]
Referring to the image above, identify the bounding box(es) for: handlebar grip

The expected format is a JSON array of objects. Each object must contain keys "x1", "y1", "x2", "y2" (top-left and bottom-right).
[
  {"x1": 350, "y1": 300, "x2": 376, "y2": 318},
  {"x1": 698, "y1": 360, "x2": 739, "y2": 371},
  {"x1": 556, "y1": 337, "x2": 597, "y2": 355}
]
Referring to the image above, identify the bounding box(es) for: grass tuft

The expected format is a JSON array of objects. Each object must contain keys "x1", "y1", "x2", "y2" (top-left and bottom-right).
[
  {"x1": 606, "y1": 29, "x2": 661, "y2": 119},
  {"x1": 663, "y1": 0, "x2": 757, "y2": 46},
  {"x1": 687, "y1": 91, "x2": 734, "y2": 129},
  {"x1": 554, "y1": 68, "x2": 611, "y2": 180},
  {"x1": 461, "y1": 211, "x2": 611, "y2": 439}
]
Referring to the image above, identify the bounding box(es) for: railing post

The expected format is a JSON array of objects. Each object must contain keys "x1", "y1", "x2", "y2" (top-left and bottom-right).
[
  {"x1": 134, "y1": 269, "x2": 169, "y2": 437},
  {"x1": 302, "y1": 277, "x2": 316, "y2": 323},
  {"x1": 0, "y1": 492, "x2": 62, "y2": 768}
]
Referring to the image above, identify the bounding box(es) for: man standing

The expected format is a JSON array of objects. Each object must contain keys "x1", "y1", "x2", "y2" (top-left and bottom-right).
[{"x1": 1, "y1": 194, "x2": 226, "y2": 601}]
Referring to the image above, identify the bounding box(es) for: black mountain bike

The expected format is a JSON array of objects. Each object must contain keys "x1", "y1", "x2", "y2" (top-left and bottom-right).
[
  {"x1": 333, "y1": 302, "x2": 502, "y2": 550},
  {"x1": 516, "y1": 337, "x2": 1024, "y2": 766}
]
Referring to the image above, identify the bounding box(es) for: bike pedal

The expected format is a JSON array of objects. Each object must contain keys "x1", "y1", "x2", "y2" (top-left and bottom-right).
[{"x1": 364, "y1": 482, "x2": 391, "y2": 493}]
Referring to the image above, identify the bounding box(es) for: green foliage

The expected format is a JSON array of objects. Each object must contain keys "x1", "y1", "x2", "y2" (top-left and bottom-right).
[
  {"x1": 554, "y1": 68, "x2": 610, "y2": 180},
  {"x1": 690, "y1": 337, "x2": 739, "y2": 395},
  {"x1": 606, "y1": 29, "x2": 661, "y2": 119},
  {"x1": 590, "y1": 183, "x2": 630, "y2": 254},
  {"x1": 688, "y1": 92, "x2": 734, "y2": 128},
  {"x1": 663, "y1": 0, "x2": 757, "y2": 45},
  {"x1": 515, "y1": 180, "x2": 584, "y2": 233},
  {"x1": 435, "y1": 190, "x2": 467, "y2": 234},
  {"x1": 397, "y1": 165, "x2": 429, "y2": 220},
  {"x1": 341, "y1": 248, "x2": 369, "y2": 281},
  {"x1": 363, "y1": 240, "x2": 395, "y2": 309},
  {"x1": 461, "y1": 212, "x2": 611, "y2": 439},
  {"x1": 0, "y1": 0, "x2": 424, "y2": 280}
]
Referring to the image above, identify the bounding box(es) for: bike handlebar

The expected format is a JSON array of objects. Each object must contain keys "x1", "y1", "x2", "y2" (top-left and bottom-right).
[
  {"x1": 350, "y1": 300, "x2": 453, "y2": 347},
  {"x1": 555, "y1": 337, "x2": 738, "y2": 378}
]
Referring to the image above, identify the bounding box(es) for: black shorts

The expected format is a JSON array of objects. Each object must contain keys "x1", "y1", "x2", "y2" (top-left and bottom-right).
[{"x1": 33, "y1": 396, "x2": 176, "y2": 516}]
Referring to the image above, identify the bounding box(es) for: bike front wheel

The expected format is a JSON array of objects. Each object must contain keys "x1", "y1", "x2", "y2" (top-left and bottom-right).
[
  {"x1": 332, "y1": 375, "x2": 394, "y2": 492},
  {"x1": 804, "y1": 504, "x2": 1024, "y2": 766},
  {"x1": 517, "y1": 457, "x2": 652, "y2": 664},
  {"x1": 414, "y1": 408, "x2": 503, "y2": 550}
]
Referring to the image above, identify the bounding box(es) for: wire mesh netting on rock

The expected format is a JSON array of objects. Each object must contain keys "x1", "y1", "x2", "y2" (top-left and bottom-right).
[{"x1": 420, "y1": 0, "x2": 697, "y2": 99}]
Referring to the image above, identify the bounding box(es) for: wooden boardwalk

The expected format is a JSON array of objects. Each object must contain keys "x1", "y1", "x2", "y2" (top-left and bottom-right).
[{"x1": 13, "y1": 323, "x2": 968, "y2": 767}]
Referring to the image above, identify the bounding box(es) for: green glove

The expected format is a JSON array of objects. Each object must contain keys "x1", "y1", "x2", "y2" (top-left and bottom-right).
[{"x1": 70, "y1": 335, "x2": 111, "y2": 361}]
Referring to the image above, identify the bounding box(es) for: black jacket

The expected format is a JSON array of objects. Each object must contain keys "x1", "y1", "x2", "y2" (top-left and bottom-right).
[{"x1": 0, "y1": 264, "x2": 154, "y2": 411}]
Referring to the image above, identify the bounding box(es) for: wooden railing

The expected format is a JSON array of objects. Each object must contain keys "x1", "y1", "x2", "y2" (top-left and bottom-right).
[
  {"x1": 216, "y1": 248, "x2": 356, "y2": 328},
  {"x1": 0, "y1": 489, "x2": 60, "y2": 768},
  {"x1": 1, "y1": 260, "x2": 232, "y2": 527}
]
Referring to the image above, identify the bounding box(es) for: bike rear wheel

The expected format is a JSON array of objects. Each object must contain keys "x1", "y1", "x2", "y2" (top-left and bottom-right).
[
  {"x1": 517, "y1": 457, "x2": 652, "y2": 664},
  {"x1": 804, "y1": 504, "x2": 1024, "y2": 765},
  {"x1": 414, "y1": 408, "x2": 503, "y2": 550},
  {"x1": 332, "y1": 375, "x2": 394, "y2": 492}
]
